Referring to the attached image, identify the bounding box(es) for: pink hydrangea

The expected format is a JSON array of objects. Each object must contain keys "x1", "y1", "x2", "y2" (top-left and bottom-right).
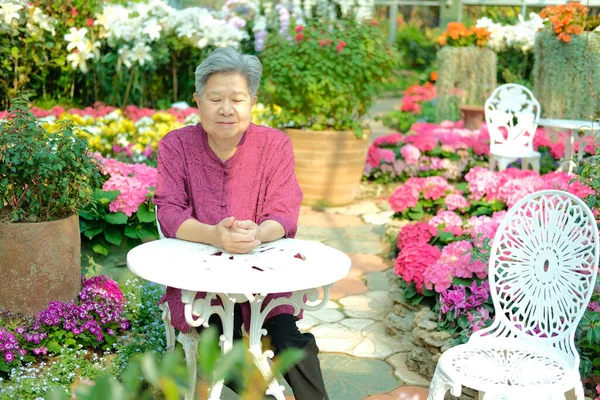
[
  {"x1": 423, "y1": 261, "x2": 453, "y2": 293},
  {"x1": 388, "y1": 180, "x2": 422, "y2": 212},
  {"x1": 444, "y1": 193, "x2": 470, "y2": 211},
  {"x1": 422, "y1": 176, "x2": 451, "y2": 201},
  {"x1": 394, "y1": 243, "x2": 442, "y2": 292},
  {"x1": 372, "y1": 133, "x2": 404, "y2": 147},
  {"x1": 366, "y1": 147, "x2": 396, "y2": 168},
  {"x1": 465, "y1": 167, "x2": 503, "y2": 201},
  {"x1": 103, "y1": 175, "x2": 150, "y2": 217},
  {"x1": 389, "y1": 186, "x2": 420, "y2": 213},
  {"x1": 400, "y1": 143, "x2": 421, "y2": 165},
  {"x1": 497, "y1": 176, "x2": 543, "y2": 207},
  {"x1": 429, "y1": 210, "x2": 463, "y2": 236},
  {"x1": 439, "y1": 240, "x2": 487, "y2": 279},
  {"x1": 397, "y1": 222, "x2": 438, "y2": 249},
  {"x1": 405, "y1": 134, "x2": 438, "y2": 152}
]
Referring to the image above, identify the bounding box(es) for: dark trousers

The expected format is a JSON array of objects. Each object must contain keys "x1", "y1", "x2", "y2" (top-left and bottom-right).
[{"x1": 201, "y1": 304, "x2": 329, "y2": 400}]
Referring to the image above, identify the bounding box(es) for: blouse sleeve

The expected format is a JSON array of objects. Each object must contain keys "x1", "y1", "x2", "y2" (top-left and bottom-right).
[
  {"x1": 258, "y1": 137, "x2": 303, "y2": 238},
  {"x1": 153, "y1": 134, "x2": 194, "y2": 238}
]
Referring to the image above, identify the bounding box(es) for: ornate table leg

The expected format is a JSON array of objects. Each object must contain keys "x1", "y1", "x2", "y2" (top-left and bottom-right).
[
  {"x1": 181, "y1": 290, "x2": 238, "y2": 400},
  {"x1": 245, "y1": 285, "x2": 333, "y2": 400}
]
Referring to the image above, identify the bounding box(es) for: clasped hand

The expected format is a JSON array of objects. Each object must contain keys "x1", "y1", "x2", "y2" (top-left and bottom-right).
[{"x1": 215, "y1": 216, "x2": 261, "y2": 254}]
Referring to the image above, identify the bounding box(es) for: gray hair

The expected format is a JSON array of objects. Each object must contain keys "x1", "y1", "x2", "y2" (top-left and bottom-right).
[{"x1": 194, "y1": 47, "x2": 262, "y2": 98}]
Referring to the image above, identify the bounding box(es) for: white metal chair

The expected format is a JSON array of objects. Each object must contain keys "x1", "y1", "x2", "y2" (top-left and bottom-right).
[
  {"x1": 428, "y1": 190, "x2": 599, "y2": 400},
  {"x1": 485, "y1": 84, "x2": 542, "y2": 172}
]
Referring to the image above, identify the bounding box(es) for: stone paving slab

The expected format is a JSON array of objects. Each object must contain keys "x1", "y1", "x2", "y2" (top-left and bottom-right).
[
  {"x1": 339, "y1": 291, "x2": 392, "y2": 321},
  {"x1": 349, "y1": 254, "x2": 391, "y2": 274},
  {"x1": 365, "y1": 271, "x2": 391, "y2": 291},
  {"x1": 320, "y1": 354, "x2": 400, "y2": 400}
]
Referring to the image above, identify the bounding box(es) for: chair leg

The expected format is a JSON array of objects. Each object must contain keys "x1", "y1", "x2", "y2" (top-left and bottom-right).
[
  {"x1": 159, "y1": 303, "x2": 176, "y2": 353},
  {"x1": 574, "y1": 381, "x2": 585, "y2": 400},
  {"x1": 530, "y1": 157, "x2": 540, "y2": 173},
  {"x1": 178, "y1": 331, "x2": 199, "y2": 400},
  {"x1": 428, "y1": 366, "x2": 462, "y2": 400},
  {"x1": 489, "y1": 155, "x2": 496, "y2": 171}
]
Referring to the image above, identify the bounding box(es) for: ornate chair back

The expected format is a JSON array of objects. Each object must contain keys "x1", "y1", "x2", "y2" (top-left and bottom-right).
[
  {"x1": 484, "y1": 83, "x2": 541, "y2": 153},
  {"x1": 473, "y1": 190, "x2": 599, "y2": 369}
]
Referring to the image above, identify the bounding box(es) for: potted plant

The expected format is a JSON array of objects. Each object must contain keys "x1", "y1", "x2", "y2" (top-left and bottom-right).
[
  {"x1": 435, "y1": 22, "x2": 496, "y2": 128},
  {"x1": 0, "y1": 95, "x2": 102, "y2": 316},
  {"x1": 260, "y1": 15, "x2": 399, "y2": 206},
  {"x1": 534, "y1": 3, "x2": 600, "y2": 119}
]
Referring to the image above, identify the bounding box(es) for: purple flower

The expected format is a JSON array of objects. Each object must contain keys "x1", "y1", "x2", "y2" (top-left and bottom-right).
[
  {"x1": 16, "y1": 326, "x2": 25, "y2": 335},
  {"x1": 440, "y1": 285, "x2": 467, "y2": 317},
  {"x1": 4, "y1": 352, "x2": 14, "y2": 362}
]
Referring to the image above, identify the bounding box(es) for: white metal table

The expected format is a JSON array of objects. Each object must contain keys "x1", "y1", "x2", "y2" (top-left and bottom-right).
[
  {"x1": 536, "y1": 118, "x2": 599, "y2": 173},
  {"x1": 127, "y1": 238, "x2": 351, "y2": 400}
]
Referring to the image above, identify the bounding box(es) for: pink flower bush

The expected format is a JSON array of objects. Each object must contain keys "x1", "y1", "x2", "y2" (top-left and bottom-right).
[
  {"x1": 94, "y1": 154, "x2": 157, "y2": 217},
  {"x1": 444, "y1": 193, "x2": 470, "y2": 211},
  {"x1": 429, "y1": 210, "x2": 463, "y2": 236},
  {"x1": 389, "y1": 177, "x2": 455, "y2": 213},
  {"x1": 397, "y1": 222, "x2": 438, "y2": 249},
  {"x1": 400, "y1": 143, "x2": 421, "y2": 165},
  {"x1": 394, "y1": 243, "x2": 441, "y2": 292}
]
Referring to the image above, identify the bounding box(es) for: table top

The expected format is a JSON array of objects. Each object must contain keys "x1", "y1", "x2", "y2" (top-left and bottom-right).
[
  {"x1": 127, "y1": 238, "x2": 351, "y2": 294},
  {"x1": 537, "y1": 118, "x2": 599, "y2": 131}
]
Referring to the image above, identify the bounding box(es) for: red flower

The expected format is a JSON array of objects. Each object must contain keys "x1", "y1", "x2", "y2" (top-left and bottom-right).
[
  {"x1": 73, "y1": 48, "x2": 79, "y2": 54},
  {"x1": 295, "y1": 25, "x2": 304, "y2": 33},
  {"x1": 295, "y1": 33, "x2": 304, "y2": 42},
  {"x1": 336, "y1": 41, "x2": 347, "y2": 53},
  {"x1": 397, "y1": 222, "x2": 438, "y2": 249},
  {"x1": 394, "y1": 243, "x2": 441, "y2": 292},
  {"x1": 86, "y1": 18, "x2": 94, "y2": 27},
  {"x1": 319, "y1": 39, "x2": 326, "y2": 47},
  {"x1": 370, "y1": 19, "x2": 378, "y2": 26},
  {"x1": 71, "y1": 7, "x2": 78, "y2": 17}
]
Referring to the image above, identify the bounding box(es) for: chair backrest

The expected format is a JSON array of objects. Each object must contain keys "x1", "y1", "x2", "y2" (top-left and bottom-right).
[
  {"x1": 476, "y1": 190, "x2": 599, "y2": 367},
  {"x1": 484, "y1": 83, "x2": 541, "y2": 152},
  {"x1": 155, "y1": 205, "x2": 166, "y2": 240}
]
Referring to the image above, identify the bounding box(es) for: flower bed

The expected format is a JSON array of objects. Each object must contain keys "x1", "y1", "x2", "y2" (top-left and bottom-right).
[
  {"x1": 364, "y1": 120, "x2": 597, "y2": 184},
  {"x1": 0, "y1": 277, "x2": 164, "y2": 398}
]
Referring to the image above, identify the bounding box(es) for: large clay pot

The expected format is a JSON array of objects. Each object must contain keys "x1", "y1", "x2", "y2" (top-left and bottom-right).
[
  {"x1": 0, "y1": 214, "x2": 81, "y2": 316},
  {"x1": 285, "y1": 128, "x2": 371, "y2": 206},
  {"x1": 459, "y1": 105, "x2": 485, "y2": 131}
]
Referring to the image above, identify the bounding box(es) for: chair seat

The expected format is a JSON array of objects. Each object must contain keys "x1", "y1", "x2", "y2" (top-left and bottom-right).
[
  {"x1": 490, "y1": 147, "x2": 540, "y2": 159},
  {"x1": 438, "y1": 342, "x2": 572, "y2": 396}
]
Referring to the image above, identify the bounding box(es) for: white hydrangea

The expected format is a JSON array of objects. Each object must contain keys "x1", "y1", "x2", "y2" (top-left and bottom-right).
[
  {"x1": 477, "y1": 12, "x2": 544, "y2": 53},
  {"x1": 164, "y1": 7, "x2": 249, "y2": 49}
]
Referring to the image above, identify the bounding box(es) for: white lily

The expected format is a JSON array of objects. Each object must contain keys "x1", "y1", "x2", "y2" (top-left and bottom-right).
[{"x1": 0, "y1": 2, "x2": 22, "y2": 25}]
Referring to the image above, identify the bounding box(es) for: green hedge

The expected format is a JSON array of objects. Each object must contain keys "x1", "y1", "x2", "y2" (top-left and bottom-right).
[
  {"x1": 435, "y1": 46, "x2": 497, "y2": 122},
  {"x1": 534, "y1": 28, "x2": 600, "y2": 119}
]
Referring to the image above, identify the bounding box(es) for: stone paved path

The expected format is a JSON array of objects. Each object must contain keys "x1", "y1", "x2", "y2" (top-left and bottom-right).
[{"x1": 292, "y1": 202, "x2": 430, "y2": 400}]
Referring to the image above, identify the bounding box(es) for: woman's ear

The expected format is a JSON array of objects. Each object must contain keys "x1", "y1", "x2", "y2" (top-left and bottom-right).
[
  {"x1": 193, "y1": 92, "x2": 201, "y2": 108},
  {"x1": 251, "y1": 96, "x2": 258, "y2": 106}
]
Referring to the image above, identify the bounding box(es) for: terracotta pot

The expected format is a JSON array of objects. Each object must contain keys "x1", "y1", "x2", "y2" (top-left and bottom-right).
[
  {"x1": 0, "y1": 214, "x2": 81, "y2": 316},
  {"x1": 459, "y1": 105, "x2": 485, "y2": 131},
  {"x1": 285, "y1": 128, "x2": 371, "y2": 206}
]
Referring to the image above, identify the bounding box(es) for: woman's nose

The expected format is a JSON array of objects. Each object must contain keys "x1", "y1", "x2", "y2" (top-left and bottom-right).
[{"x1": 220, "y1": 100, "x2": 233, "y2": 115}]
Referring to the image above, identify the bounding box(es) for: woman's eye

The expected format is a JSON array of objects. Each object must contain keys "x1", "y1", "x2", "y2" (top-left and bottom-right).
[{"x1": 210, "y1": 99, "x2": 220, "y2": 102}]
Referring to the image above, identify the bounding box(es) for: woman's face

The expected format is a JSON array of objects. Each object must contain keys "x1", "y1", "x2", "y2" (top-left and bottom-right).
[{"x1": 194, "y1": 72, "x2": 257, "y2": 143}]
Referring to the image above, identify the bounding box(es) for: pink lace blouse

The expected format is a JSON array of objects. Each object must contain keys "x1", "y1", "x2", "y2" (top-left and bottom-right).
[{"x1": 153, "y1": 123, "x2": 303, "y2": 333}]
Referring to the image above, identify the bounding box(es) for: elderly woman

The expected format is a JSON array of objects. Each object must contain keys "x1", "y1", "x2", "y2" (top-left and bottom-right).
[{"x1": 153, "y1": 48, "x2": 329, "y2": 399}]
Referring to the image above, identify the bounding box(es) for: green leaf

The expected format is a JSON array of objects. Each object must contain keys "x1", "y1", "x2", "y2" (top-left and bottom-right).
[
  {"x1": 84, "y1": 227, "x2": 104, "y2": 239},
  {"x1": 104, "y1": 227, "x2": 123, "y2": 246},
  {"x1": 105, "y1": 212, "x2": 128, "y2": 225},
  {"x1": 136, "y1": 203, "x2": 156, "y2": 223},
  {"x1": 124, "y1": 225, "x2": 139, "y2": 239},
  {"x1": 437, "y1": 230, "x2": 455, "y2": 242},
  {"x1": 141, "y1": 353, "x2": 160, "y2": 387},
  {"x1": 457, "y1": 315, "x2": 470, "y2": 329},
  {"x1": 46, "y1": 340, "x2": 62, "y2": 354},
  {"x1": 92, "y1": 243, "x2": 109, "y2": 256}
]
